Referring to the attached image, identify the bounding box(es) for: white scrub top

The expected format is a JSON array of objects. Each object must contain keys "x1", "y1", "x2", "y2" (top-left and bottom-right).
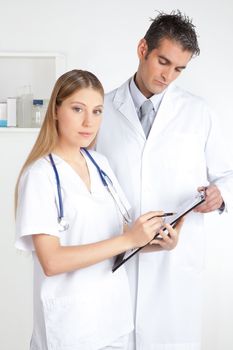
[{"x1": 15, "y1": 150, "x2": 133, "y2": 350}]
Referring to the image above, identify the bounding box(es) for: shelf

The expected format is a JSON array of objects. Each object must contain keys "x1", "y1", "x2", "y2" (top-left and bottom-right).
[
  {"x1": 0, "y1": 127, "x2": 40, "y2": 133},
  {"x1": 0, "y1": 52, "x2": 65, "y2": 58},
  {"x1": 0, "y1": 51, "x2": 66, "y2": 129}
]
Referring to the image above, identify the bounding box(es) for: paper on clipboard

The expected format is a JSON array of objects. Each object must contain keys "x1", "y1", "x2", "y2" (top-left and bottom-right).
[
  {"x1": 112, "y1": 190, "x2": 206, "y2": 273},
  {"x1": 155, "y1": 190, "x2": 206, "y2": 236}
]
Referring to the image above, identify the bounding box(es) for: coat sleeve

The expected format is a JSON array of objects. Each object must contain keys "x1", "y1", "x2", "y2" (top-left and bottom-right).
[{"x1": 204, "y1": 105, "x2": 233, "y2": 212}]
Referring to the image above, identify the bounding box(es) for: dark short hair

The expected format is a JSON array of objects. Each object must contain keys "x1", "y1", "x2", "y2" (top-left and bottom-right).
[{"x1": 144, "y1": 10, "x2": 200, "y2": 57}]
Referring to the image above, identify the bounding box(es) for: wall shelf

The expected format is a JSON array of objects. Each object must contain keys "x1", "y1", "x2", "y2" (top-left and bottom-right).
[
  {"x1": 0, "y1": 127, "x2": 40, "y2": 133},
  {"x1": 0, "y1": 51, "x2": 66, "y2": 127}
]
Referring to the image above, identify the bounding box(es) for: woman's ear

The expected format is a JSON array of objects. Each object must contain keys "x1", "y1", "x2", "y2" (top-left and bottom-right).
[{"x1": 137, "y1": 39, "x2": 148, "y2": 59}]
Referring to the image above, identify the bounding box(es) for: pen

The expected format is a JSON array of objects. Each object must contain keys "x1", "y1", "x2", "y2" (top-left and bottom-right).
[
  {"x1": 157, "y1": 212, "x2": 176, "y2": 217},
  {"x1": 148, "y1": 212, "x2": 176, "y2": 220}
]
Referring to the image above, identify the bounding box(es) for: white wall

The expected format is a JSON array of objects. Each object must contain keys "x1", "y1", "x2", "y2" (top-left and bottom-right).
[{"x1": 0, "y1": 0, "x2": 233, "y2": 349}]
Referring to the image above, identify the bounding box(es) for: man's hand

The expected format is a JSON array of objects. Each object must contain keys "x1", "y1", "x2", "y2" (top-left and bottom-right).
[{"x1": 194, "y1": 185, "x2": 224, "y2": 213}]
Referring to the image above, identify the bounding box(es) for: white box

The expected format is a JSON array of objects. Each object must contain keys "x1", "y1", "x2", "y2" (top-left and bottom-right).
[{"x1": 7, "y1": 97, "x2": 17, "y2": 127}]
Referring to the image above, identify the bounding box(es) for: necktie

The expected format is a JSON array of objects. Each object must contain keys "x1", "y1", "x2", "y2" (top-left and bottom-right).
[{"x1": 139, "y1": 99, "x2": 155, "y2": 137}]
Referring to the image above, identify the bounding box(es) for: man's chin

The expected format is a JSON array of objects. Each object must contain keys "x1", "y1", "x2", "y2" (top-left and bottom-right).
[{"x1": 151, "y1": 86, "x2": 167, "y2": 95}]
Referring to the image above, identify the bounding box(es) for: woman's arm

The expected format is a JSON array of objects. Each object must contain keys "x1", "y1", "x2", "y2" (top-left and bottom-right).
[{"x1": 33, "y1": 211, "x2": 164, "y2": 276}]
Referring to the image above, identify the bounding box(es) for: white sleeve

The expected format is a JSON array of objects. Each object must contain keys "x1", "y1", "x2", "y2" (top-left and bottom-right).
[
  {"x1": 205, "y1": 106, "x2": 233, "y2": 212},
  {"x1": 15, "y1": 167, "x2": 61, "y2": 251}
]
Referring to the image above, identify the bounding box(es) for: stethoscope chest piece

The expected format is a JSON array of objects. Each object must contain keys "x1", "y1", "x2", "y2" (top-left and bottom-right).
[{"x1": 58, "y1": 217, "x2": 69, "y2": 232}]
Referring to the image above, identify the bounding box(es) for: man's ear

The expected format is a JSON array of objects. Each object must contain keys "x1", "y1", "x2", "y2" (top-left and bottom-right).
[{"x1": 137, "y1": 39, "x2": 148, "y2": 59}]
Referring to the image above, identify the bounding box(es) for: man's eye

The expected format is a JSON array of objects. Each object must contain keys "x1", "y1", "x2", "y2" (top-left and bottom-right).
[{"x1": 159, "y1": 59, "x2": 167, "y2": 65}]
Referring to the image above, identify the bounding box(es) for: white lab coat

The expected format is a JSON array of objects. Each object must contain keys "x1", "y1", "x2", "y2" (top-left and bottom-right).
[
  {"x1": 15, "y1": 150, "x2": 133, "y2": 350},
  {"x1": 96, "y1": 79, "x2": 233, "y2": 350}
]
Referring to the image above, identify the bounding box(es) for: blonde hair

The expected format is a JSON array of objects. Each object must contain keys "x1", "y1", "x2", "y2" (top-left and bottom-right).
[{"x1": 15, "y1": 69, "x2": 104, "y2": 211}]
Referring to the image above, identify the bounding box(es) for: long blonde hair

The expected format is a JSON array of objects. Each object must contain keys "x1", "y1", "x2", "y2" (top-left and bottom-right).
[{"x1": 15, "y1": 69, "x2": 104, "y2": 210}]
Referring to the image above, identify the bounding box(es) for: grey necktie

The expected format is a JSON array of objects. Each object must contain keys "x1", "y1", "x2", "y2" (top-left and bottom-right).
[{"x1": 139, "y1": 99, "x2": 155, "y2": 138}]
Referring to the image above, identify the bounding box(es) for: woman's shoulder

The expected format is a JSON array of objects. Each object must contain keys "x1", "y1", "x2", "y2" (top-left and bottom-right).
[
  {"x1": 25, "y1": 156, "x2": 52, "y2": 175},
  {"x1": 20, "y1": 156, "x2": 54, "y2": 187}
]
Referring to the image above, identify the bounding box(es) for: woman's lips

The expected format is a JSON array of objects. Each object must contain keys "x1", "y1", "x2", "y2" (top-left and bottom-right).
[{"x1": 79, "y1": 132, "x2": 93, "y2": 138}]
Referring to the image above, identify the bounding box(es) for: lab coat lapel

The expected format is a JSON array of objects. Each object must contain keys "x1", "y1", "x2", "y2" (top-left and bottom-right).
[
  {"x1": 147, "y1": 84, "x2": 177, "y2": 142},
  {"x1": 112, "y1": 79, "x2": 145, "y2": 139}
]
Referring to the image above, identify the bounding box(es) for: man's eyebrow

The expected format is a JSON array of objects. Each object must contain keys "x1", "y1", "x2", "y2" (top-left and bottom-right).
[
  {"x1": 158, "y1": 55, "x2": 187, "y2": 69},
  {"x1": 158, "y1": 55, "x2": 171, "y2": 63}
]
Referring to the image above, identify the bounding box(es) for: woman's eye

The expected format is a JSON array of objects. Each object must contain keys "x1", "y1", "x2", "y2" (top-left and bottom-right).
[
  {"x1": 73, "y1": 107, "x2": 82, "y2": 113},
  {"x1": 93, "y1": 109, "x2": 103, "y2": 116}
]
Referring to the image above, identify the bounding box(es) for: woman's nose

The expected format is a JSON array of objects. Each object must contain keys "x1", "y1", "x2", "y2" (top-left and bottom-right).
[{"x1": 83, "y1": 111, "x2": 92, "y2": 126}]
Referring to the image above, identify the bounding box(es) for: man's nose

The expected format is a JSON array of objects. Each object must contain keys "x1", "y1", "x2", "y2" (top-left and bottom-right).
[{"x1": 161, "y1": 67, "x2": 174, "y2": 82}]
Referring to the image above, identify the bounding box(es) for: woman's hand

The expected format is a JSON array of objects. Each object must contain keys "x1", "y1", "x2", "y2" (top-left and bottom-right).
[
  {"x1": 124, "y1": 211, "x2": 164, "y2": 248},
  {"x1": 148, "y1": 217, "x2": 184, "y2": 250}
]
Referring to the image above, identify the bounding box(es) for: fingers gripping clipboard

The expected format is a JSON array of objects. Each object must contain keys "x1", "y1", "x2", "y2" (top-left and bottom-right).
[{"x1": 112, "y1": 190, "x2": 206, "y2": 272}]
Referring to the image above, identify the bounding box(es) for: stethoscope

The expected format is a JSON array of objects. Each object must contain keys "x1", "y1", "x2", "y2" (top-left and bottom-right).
[{"x1": 48, "y1": 148, "x2": 131, "y2": 232}]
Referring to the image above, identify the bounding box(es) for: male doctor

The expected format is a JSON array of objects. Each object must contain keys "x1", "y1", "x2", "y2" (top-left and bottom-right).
[{"x1": 97, "y1": 11, "x2": 233, "y2": 350}]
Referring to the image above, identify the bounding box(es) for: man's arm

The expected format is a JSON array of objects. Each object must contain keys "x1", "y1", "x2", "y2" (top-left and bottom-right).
[{"x1": 198, "y1": 105, "x2": 233, "y2": 213}]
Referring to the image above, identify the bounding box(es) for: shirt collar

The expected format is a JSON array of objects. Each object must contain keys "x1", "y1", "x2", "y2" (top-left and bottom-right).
[{"x1": 129, "y1": 75, "x2": 167, "y2": 113}]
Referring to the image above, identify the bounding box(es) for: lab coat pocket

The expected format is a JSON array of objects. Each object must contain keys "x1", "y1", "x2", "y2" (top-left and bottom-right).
[
  {"x1": 42, "y1": 293, "x2": 96, "y2": 350},
  {"x1": 165, "y1": 132, "x2": 201, "y2": 171}
]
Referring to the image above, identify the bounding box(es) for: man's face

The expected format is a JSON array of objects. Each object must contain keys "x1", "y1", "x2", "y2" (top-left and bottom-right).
[{"x1": 136, "y1": 38, "x2": 193, "y2": 98}]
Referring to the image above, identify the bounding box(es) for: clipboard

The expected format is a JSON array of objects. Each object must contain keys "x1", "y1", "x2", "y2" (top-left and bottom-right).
[{"x1": 112, "y1": 190, "x2": 206, "y2": 272}]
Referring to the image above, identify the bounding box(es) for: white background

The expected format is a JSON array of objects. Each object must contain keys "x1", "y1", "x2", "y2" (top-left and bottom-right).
[{"x1": 0, "y1": 0, "x2": 233, "y2": 349}]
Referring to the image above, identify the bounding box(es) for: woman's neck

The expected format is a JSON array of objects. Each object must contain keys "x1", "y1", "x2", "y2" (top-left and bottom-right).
[
  {"x1": 53, "y1": 142, "x2": 91, "y2": 192},
  {"x1": 53, "y1": 143, "x2": 84, "y2": 165}
]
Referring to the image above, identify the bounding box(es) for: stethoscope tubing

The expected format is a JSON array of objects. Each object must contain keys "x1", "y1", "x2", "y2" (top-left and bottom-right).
[
  {"x1": 81, "y1": 148, "x2": 111, "y2": 187},
  {"x1": 49, "y1": 149, "x2": 131, "y2": 231},
  {"x1": 82, "y1": 148, "x2": 131, "y2": 223},
  {"x1": 48, "y1": 153, "x2": 64, "y2": 221}
]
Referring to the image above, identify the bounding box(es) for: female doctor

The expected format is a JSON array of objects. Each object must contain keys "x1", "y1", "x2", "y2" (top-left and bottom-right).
[{"x1": 15, "y1": 69, "x2": 182, "y2": 350}]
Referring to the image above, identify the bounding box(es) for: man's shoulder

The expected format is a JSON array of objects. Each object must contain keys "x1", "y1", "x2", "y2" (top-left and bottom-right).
[
  {"x1": 105, "y1": 78, "x2": 131, "y2": 102},
  {"x1": 169, "y1": 85, "x2": 215, "y2": 119},
  {"x1": 104, "y1": 88, "x2": 116, "y2": 103},
  {"x1": 171, "y1": 84, "x2": 206, "y2": 105}
]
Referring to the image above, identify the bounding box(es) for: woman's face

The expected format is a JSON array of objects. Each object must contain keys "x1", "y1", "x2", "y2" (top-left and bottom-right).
[{"x1": 56, "y1": 87, "x2": 103, "y2": 148}]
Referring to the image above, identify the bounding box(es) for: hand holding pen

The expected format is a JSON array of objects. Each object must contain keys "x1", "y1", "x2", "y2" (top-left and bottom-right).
[
  {"x1": 124, "y1": 211, "x2": 182, "y2": 250},
  {"x1": 124, "y1": 211, "x2": 164, "y2": 248},
  {"x1": 114, "y1": 211, "x2": 185, "y2": 273},
  {"x1": 145, "y1": 211, "x2": 183, "y2": 250},
  {"x1": 149, "y1": 215, "x2": 184, "y2": 251}
]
